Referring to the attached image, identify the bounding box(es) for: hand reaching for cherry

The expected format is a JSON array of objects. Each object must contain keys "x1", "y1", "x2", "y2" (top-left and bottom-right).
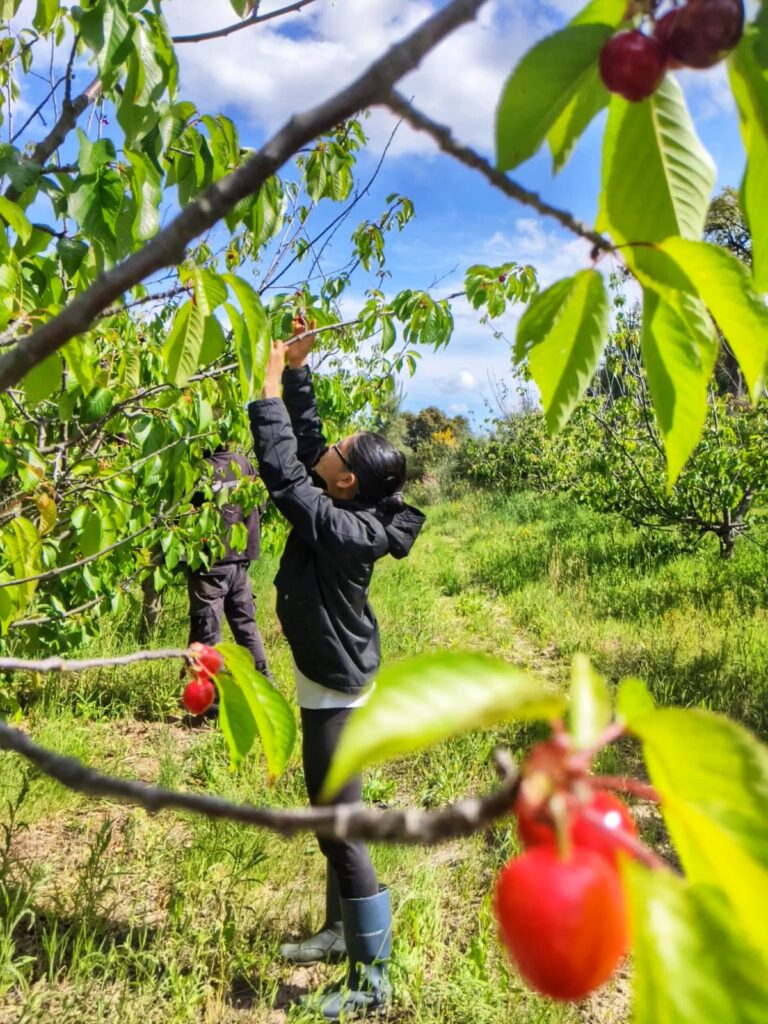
[{"x1": 286, "y1": 312, "x2": 318, "y2": 369}]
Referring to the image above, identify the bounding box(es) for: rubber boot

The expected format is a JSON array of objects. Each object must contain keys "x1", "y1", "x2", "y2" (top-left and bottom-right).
[
  {"x1": 305, "y1": 887, "x2": 392, "y2": 1022},
  {"x1": 280, "y1": 865, "x2": 346, "y2": 964}
]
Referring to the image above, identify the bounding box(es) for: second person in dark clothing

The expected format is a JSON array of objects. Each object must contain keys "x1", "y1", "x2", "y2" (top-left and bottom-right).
[
  {"x1": 187, "y1": 447, "x2": 271, "y2": 680},
  {"x1": 247, "y1": 326, "x2": 425, "y2": 1021}
]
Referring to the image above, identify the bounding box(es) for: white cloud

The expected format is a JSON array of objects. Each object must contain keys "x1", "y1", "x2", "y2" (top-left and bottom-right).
[
  {"x1": 436, "y1": 368, "x2": 479, "y2": 394},
  {"x1": 164, "y1": 0, "x2": 546, "y2": 156}
]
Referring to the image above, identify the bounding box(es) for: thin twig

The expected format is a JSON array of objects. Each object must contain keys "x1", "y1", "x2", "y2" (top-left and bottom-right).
[
  {"x1": 384, "y1": 90, "x2": 613, "y2": 253},
  {"x1": 172, "y1": 0, "x2": 318, "y2": 45},
  {"x1": 0, "y1": 508, "x2": 177, "y2": 590},
  {"x1": 0, "y1": 649, "x2": 189, "y2": 673},
  {"x1": 0, "y1": 725, "x2": 521, "y2": 845}
]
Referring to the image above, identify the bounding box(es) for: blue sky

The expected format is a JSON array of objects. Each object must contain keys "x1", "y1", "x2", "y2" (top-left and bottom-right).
[{"x1": 11, "y1": 0, "x2": 747, "y2": 427}]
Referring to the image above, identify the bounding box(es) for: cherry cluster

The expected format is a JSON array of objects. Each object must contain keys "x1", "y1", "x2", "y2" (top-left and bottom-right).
[
  {"x1": 494, "y1": 733, "x2": 644, "y2": 1000},
  {"x1": 182, "y1": 642, "x2": 223, "y2": 715},
  {"x1": 599, "y1": 0, "x2": 745, "y2": 103}
]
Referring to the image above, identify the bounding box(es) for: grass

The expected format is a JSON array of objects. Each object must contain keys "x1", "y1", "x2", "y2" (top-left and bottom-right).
[{"x1": 2, "y1": 488, "x2": 766, "y2": 1022}]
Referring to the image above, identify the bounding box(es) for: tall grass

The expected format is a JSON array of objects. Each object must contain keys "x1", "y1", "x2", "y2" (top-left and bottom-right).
[{"x1": 2, "y1": 488, "x2": 761, "y2": 1022}]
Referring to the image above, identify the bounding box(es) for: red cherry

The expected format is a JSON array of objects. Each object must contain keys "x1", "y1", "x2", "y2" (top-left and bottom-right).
[
  {"x1": 653, "y1": 10, "x2": 685, "y2": 68},
  {"x1": 189, "y1": 641, "x2": 223, "y2": 678},
  {"x1": 663, "y1": 0, "x2": 744, "y2": 69},
  {"x1": 182, "y1": 675, "x2": 216, "y2": 716},
  {"x1": 516, "y1": 791, "x2": 638, "y2": 868},
  {"x1": 494, "y1": 846, "x2": 628, "y2": 1001},
  {"x1": 599, "y1": 30, "x2": 667, "y2": 102}
]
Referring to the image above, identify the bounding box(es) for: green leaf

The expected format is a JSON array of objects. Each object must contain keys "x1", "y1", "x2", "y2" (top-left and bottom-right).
[
  {"x1": 515, "y1": 269, "x2": 609, "y2": 433},
  {"x1": 568, "y1": 654, "x2": 610, "y2": 750},
  {"x1": 223, "y1": 275, "x2": 270, "y2": 401},
  {"x1": 199, "y1": 315, "x2": 226, "y2": 367},
  {"x1": 547, "y1": 64, "x2": 609, "y2": 174},
  {"x1": 57, "y1": 237, "x2": 89, "y2": 278},
  {"x1": 249, "y1": 176, "x2": 286, "y2": 250},
  {"x1": 640, "y1": 287, "x2": 718, "y2": 487},
  {"x1": 321, "y1": 652, "x2": 564, "y2": 801},
  {"x1": 32, "y1": 0, "x2": 58, "y2": 33},
  {"x1": 79, "y1": 0, "x2": 134, "y2": 81},
  {"x1": 631, "y1": 708, "x2": 768, "y2": 956},
  {"x1": 616, "y1": 677, "x2": 654, "y2": 725},
  {"x1": 162, "y1": 301, "x2": 204, "y2": 387},
  {"x1": 125, "y1": 151, "x2": 161, "y2": 241},
  {"x1": 0, "y1": 195, "x2": 32, "y2": 244},
  {"x1": 496, "y1": 23, "x2": 616, "y2": 171},
  {"x1": 627, "y1": 862, "x2": 768, "y2": 1024},
  {"x1": 597, "y1": 75, "x2": 716, "y2": 245},
  {"x1": 660, "y1": 237, "x2": 768, "y2": 402},
  {"x1": 22, "y1": 352, "x2": 62, "y2": 405},
  {"x1": 216, "y1": 641, "x2": 296, "y2": 777},
  {"x1": 1, "y1": 516, "x2": 42, "y2": 605},
  {"x1": 729, "y1": 31, "x2": 768, "y2": 290}
]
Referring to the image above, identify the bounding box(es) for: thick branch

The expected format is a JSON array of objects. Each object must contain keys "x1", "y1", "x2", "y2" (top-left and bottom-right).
[
  {"x1": 0, "y1": 0, "x2": 489, "y2": 392},
  {"x1": 0, "y1": 724, "x2": 520, "y2": 844},
  {"x1": 385, "y1": 91, "x2": 613, "y2": 254},
  {"x1": 4, "y1": 78, "x2": 102, "y2": 203},
  {"x1": 172, "y1": 0, "x2": 318, "y2": 45}
]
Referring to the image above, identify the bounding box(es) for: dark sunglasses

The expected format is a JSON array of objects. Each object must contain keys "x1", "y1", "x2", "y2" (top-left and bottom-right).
[{"x1": 332, "y1": 443, "x2": 351, "y2": 470}]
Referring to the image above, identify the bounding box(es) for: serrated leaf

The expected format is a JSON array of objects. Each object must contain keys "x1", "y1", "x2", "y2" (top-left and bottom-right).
[
  {"x1": 515, "y1": 269, "x2": 609, "y2": 434},
  {"x1": 0, "y1": 195, "x2": 32, "y2": 244},
  {"x1": 496, "y1": 22, "x2": 616, "y2": 171},
  {"x1": 598, "y1": 75, "x2": 716, "y2": 245},
  {"x1": 216, "y1": 641, "x2": 296, "y2": 777},
  {"x1": 1, "y1": 516, "x2": 41, "y2": 605},
  {"x1": 631, "y1": 708, "x2": 768, "y2": 956},
  {"x1": 547, "y1": 64, "x2": 609, "y2": 174},
  {"x1": 250, "y1": 176, "x2": 286, "y2": 250},
  {"x1": 627, "y1": 862, "x2": 768, "y2": 1024},
  {"x1": 162, "y1": 301, "x2": 204, "y2": 387},
  {"x1": 729, "y1": 32, "x2": 768, "y2": 289},
  {"x1": 321, "y1": 652, "x2": 564, "y2": 801},
  {"x1": 640, "y1": 288, "x2": 718, "y2": 488},
  {"x1": 199, "y1": 315, "x2": 226, "y2": 367},
  {"x1": 660, "y1": 237, "x2": 768, "y2": 402},
  {"x1": 223, "y1": 275, "x2": 270, "y2": 401},
  {"x1": 568, "y1": 654, "x2": 610, "y2": 750},
  {"x1": 57, "y1": 237, "x2": 89, "y2": 278}
]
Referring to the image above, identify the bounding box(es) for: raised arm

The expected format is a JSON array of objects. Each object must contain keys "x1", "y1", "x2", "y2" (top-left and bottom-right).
[{"x1": 281, "y1": 317, "x2": 326, "y2": 471}]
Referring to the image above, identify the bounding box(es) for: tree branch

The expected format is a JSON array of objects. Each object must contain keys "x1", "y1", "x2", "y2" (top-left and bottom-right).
[
  {"x1": 0, "y1": 509, "x2": 176, "y2": 590},
  {"x1": 0, "y1": 648, "x2": 190, "y2": 673},
  {"x1": 0, "y1": 723, "x2": 520, "y2": 845},
  {"x1": 384, "y1": 90, "x2": 613, "y2": 254},
  {"x1": 172, "y1": 0, "x2": 318, "y2": 45},
  {"x1": 4, "y1": 77, "x2": 102, "y2": 203},
  {"x1": 0, "y1": 0, "x2": 489, "y2": 392}
]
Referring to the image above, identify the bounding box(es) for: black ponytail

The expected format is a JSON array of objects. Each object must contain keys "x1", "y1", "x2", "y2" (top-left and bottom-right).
[{"x1": 346, "y1": 432, "x2": 406, "y2": 510}]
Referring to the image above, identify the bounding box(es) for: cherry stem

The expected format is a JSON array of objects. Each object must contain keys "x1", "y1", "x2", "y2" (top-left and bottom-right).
[
  {"x1": 580, "y1": 807, "x2": 669, "y2": 871},
  {"x1": 593, "y1": 775, "x2": 660, "y2": 803},
  {"x1": 572, "y1": 722, "x2": 628, "y2": 770}
]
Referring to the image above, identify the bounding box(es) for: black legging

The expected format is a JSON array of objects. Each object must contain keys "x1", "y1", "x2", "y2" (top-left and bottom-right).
[{"x1": 301, "y1": 707, "x2": 379, "y2": 900}]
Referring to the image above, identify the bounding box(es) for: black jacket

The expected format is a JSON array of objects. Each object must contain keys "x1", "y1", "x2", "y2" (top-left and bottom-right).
[
  {"x1": 248, "y1": 367, "x2": 425, "y2": 693},
  {"x1": 192, "y1": 449, "x2": 261, "y2": 563}
]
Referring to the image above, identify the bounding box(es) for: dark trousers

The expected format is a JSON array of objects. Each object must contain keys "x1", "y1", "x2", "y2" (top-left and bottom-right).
[
  {"x1": 301, "y1": 706, "x2": 379, "y2": 900},
  {"x1": 187, "y1": 562, "x2": 271, "y2": 678}
]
